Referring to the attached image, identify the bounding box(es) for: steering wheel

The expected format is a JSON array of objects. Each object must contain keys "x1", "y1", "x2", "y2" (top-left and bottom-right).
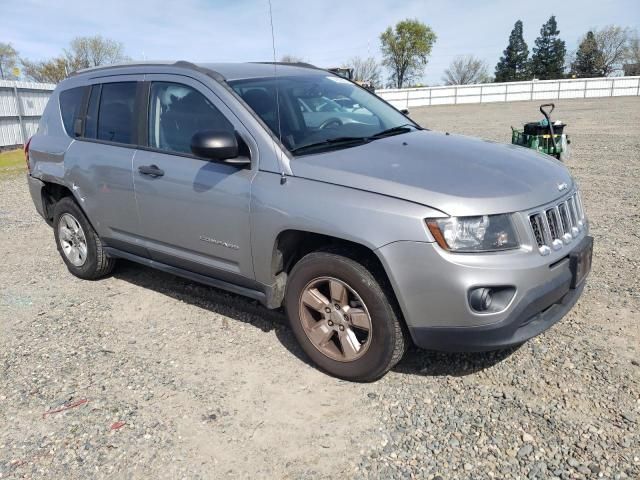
[{"x1": 318, "y1": 118, "x2": 343, "y2": 129}]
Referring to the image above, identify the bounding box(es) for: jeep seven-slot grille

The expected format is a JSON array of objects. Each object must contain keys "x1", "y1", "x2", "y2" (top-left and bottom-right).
[{"x1": 528, "y1": 191, "x2": 586, "y2": 255}]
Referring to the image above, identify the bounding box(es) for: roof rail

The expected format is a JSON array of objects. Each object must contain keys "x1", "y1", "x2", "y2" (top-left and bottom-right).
[
  {"x1": 172, "y1": 61, "x2": 225, "y2": 82},
  {"x1": 69, "y1": 60, "x2": 223, "y2": 78},
  {"x1": 70, "y1": 61, "x2": 172, "y2": 76},
  {"x1": 250, "y1": 61, "x2": 321, "y2": 70}
]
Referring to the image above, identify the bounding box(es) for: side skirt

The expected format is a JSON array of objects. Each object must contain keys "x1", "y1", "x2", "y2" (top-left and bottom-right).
[{"x1": 104, "y1": 247, "x2": 269, "y2": 305}]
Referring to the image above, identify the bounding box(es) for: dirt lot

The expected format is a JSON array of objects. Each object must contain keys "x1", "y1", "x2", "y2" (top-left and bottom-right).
[{"x1": 1, "y1": 97, "x2": 638, "y2": 479}]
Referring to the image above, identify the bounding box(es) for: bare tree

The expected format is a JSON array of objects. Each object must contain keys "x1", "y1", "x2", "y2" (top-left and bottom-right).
[
  {"x1": 627, "y1": 31, "x2": 640, "y2": 64},
  {"x1": 64, "y1": 35, "x2": 128, "y2": 70},
  {"x1": 0, "y1": 42, "x2": 19, "y2": 79},
  {"x1": 22, "y1": 35, "x2": 128, "y2": 83},
  {"x1": 348, "y1": 56, "x2": 381, "y2": 87},
  {"x1": 594, "y1": 25, "x2": 631, "y2": 76},
  {"x1": 443, "y1": 55, "x2": 490, "y2": 85},
  {"x1": 21, "y1": 58, "x2": 68, "y2": 83},
  {"x1": 280, "y1": 54, "x2": 304, "y2": 63}
]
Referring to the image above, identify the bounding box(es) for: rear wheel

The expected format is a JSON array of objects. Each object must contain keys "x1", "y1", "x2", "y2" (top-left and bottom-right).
[
  {"x1": 53, "y1": 197, "x2": 115, "y2": 280},
  {"x1": 285, "y1": 251, "x2": 407, "y2": 382}
]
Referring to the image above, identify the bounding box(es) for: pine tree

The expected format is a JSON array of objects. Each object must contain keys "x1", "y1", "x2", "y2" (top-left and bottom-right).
[
  {"x1": 571, "y1": 31, "x2": 605, "y2": 77},
  {"x1": 495, "y1": 20, "x2": 530, "y2": 82},
  {"x1": 530, "y1": 16, "x2": 566, "y2": 79}
]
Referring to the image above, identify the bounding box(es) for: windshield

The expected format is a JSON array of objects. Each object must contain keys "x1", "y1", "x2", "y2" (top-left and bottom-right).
[{"x1": 228, "y1": 74, "x2": 417, "y2": 155}]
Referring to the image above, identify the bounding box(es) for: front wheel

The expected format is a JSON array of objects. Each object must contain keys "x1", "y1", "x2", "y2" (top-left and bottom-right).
[{"x1": 285, "y1": 251, "x2": 407, "y2": 382}]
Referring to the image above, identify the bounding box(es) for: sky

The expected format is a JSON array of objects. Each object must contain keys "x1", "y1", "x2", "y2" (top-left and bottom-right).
[{"x1": 3, "y1": 0, "x2": 639, "y2": 85}]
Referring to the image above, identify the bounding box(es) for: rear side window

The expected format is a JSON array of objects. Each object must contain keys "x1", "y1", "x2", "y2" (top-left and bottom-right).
[
  {"x1": 97, "y1": 82, "x2": 137, "y2": 144},
  {"x1": 59, "y1": 87, "x2": 85, "y2": 137}
]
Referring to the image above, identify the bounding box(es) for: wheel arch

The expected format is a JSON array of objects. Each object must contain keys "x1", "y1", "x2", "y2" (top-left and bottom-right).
[
  {"x1": 39, "y1": 180, "x2": 96, "y2": 233},
  {"x1": 39, "y1": 180, "x2": 74, "y2": 225},
  {"x1": 270, "y1": 229, "x2": 405, "y2": 324}
]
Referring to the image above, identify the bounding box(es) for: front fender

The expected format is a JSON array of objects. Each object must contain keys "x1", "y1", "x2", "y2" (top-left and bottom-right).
[{"x1": 250, "y1": 172, "x2": 444, "y2": 285}]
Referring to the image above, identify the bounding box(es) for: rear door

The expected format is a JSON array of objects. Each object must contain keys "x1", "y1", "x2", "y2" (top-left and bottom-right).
[
  {"x1": 132, "y1": 75, "x2": 257, "y2": 283},
  {"x1": 63, "y1": 77, "x2": 145, "y2": 256}
]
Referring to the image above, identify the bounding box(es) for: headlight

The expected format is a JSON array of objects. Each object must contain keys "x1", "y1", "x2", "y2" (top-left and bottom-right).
[{"x1": 426, "y1": 214, "x2": 519, "y2": 252}]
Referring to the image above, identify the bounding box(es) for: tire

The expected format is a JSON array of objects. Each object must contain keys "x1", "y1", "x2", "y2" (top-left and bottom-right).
[
  {"x1": 53, "y1": 196, "x2": 115, "y2": 280},
  {"x1": 285, "y1": 250, "x2": 408, "y2": 382}
]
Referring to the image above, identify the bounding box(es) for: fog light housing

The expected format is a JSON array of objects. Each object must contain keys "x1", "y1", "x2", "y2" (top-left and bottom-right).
[
  {"x1": 469, "y1": 288, "x2": 493, "y2": 311},
  {"x1": 468, "y1": 286, "x2": 516, "y2": 313}
]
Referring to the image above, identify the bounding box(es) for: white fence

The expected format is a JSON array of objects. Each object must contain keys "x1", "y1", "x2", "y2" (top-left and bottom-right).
[
  {"x1": 0, "y1": 80, "x2": 56, "y2": 148},
  {"x1": 377, "y1": 76, "x2": 640, "y2": 109},
  {"x1": 2, "y1": 76, "x2": 640, "y2": 147}
]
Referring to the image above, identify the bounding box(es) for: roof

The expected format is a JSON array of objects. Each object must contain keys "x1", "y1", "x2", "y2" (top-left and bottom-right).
[
  {"x1": 73, "y1": 61, "x2": 325, "y2": 82},
  {"x1": 199, "y1": 62, "x2": 323, "y2": 81}
]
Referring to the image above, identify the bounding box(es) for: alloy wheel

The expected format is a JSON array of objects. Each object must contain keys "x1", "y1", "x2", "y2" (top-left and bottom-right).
[
  {"x1": 299, "y1": 276, "x2": 373, "y2": 362},
  {"x1": 58, "y1": 213, "x2": 88, "y2": 267}
]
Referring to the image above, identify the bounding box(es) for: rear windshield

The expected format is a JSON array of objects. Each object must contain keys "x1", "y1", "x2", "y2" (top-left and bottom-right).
[{"x1": 59, "y1": 87, "x2": 85, "y2": 137}]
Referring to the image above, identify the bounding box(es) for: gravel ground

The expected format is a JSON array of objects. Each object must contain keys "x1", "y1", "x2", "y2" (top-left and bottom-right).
[{"x1": 1, "y1": 97, "x2": 638, "y2": 479}]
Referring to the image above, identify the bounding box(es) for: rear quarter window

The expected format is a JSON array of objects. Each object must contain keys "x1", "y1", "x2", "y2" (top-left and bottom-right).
[{"x1": 59, "y1": 87, "x2": 86, "y2": 137}]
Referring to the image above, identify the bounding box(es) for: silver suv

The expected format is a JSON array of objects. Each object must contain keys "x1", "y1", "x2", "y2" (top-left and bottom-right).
[{"x1": 26, "y1": 62, "x2": 592, "y2": 381}]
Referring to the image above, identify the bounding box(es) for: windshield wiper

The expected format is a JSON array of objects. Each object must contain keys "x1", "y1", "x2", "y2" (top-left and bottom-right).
[
  {"x1": 290, "y1": 136, "x2": 371, "y2": 155},
  {"x1": 289, "y1": 124, "x2": 423, "y2": 155},
  {"x1": 370, "y1": 123, "x2": 423, "y2": 139}
]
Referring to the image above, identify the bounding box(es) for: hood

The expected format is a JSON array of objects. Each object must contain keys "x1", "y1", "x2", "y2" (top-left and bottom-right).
[{"x1": 291, "y1": 130, "x2": 573, "y2": 216}]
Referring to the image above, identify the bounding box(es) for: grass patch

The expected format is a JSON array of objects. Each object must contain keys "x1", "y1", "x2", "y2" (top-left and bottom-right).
[{"x1": 0, "y1": 149, "x2": 25, "y2": 177}]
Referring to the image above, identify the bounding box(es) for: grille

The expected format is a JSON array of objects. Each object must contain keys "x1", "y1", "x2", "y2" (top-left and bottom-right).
[
  {"x1": 529, "y1": 191, "x2": 586, "y2": 255},
  {"x1": 558, "y1": 203, "x2": 571, "y2": 232},
  {"x1": 530, "y1": 214, "x2": 546, "y2": 247},
  {"x1": 546, "y1": 208, "x2": 561, "y2": 240}
]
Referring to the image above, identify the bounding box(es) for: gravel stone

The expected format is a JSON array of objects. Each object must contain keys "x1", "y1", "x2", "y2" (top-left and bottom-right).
[{"x1": 518, "y1": 444, "x2": 534, "y2": 458}]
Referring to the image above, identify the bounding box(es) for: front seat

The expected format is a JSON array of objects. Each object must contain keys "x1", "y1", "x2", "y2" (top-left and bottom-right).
[{"x1": 241, "y1": 89, "x2": 293, "y2": 147}]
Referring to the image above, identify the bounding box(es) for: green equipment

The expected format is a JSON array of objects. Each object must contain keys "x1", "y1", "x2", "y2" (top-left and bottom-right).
[{"x1": 511, "y1": 103, "x2": 569, "y2": 160}]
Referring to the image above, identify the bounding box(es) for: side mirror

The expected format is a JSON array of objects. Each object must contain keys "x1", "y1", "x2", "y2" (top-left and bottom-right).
[
  {"x1": 400, "y1": 108, "x2": 410, "y2": 115},
  {"x1": 190, "y1": 130, "x2": 249, "y2": 165}
]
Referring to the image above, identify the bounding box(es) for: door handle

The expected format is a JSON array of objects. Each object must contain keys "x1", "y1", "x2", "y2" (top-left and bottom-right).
[{"x1": 138, "y1": 164, "x2": 165, "y2": 177}]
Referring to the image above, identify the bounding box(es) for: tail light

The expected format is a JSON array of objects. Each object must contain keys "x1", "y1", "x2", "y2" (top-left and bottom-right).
[{"x1": 24, "y1": 137, "x2": 32, "y2": 174}]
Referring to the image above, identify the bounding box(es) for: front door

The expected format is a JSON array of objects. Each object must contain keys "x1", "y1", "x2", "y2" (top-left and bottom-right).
[{"x1": 132, "y1": 75, "x2": 256, "y2": 283}]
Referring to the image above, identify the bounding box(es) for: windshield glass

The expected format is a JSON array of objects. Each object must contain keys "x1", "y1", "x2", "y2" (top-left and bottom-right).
[{"x1": 228, "y1": 74, "x2": 417, "y2": 155}]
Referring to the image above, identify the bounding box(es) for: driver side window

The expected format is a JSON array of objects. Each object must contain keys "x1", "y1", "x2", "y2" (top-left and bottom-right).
[{"x1": 148, "y1": 82, "x2": 233, "y2": 155}]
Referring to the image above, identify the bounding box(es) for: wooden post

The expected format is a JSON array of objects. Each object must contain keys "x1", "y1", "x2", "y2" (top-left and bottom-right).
[{"x1": 530, "y1": 81, "x2": 534, "y2": 101}]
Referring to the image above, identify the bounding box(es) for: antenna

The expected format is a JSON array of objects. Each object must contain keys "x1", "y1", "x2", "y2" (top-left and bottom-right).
[{"x1": 267, "y1": 0, "x2": 287, "y2": 185}]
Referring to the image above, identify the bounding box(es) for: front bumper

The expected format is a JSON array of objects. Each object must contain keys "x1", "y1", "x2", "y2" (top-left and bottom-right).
[
  {"x1": 409, "y1": 274, "x2": 584, "y2": 352},
  {"x1": 376, "y1": 234, "x2": 591, "y2": 352}
]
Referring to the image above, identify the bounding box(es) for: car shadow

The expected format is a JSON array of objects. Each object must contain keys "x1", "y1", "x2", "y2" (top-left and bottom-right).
[
  {"x1": 111, "y1": 260, "x2": 517, "y2": 378},
  {"x1": 111, "y1": 260, "x2": 312, "y2": 363},
  {"x1": 392, "y1": 345, "x2": 519, "y2": 377}
]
